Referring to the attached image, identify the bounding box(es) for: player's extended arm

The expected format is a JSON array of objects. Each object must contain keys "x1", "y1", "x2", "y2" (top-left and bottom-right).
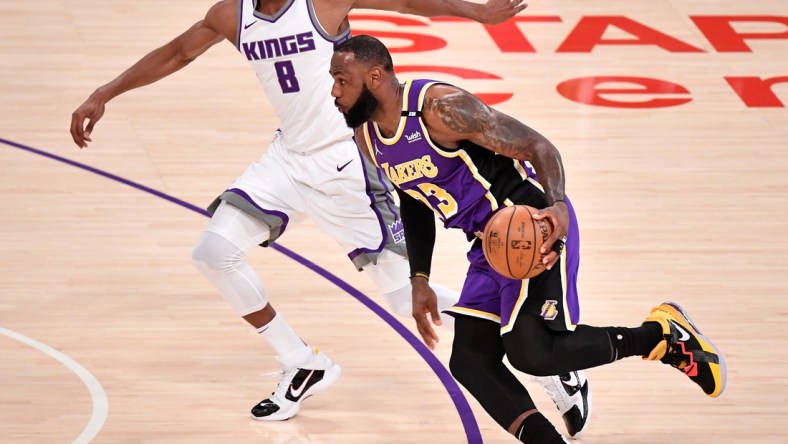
[
  {"x1": 70, "y1": 1, "x2": 232, "y2": 148},
  {"x1": 354, "y1": 126, "x2": 441, "y2": 348},
  {"x1": 423, "y1": 86, "x2": 569, "y2": 263},
  {"x1": 352, "y1": 0, "x2": 527, "y2": 25},
  {"x1": 395, "y1": 188, "x2": 443, "y2": 350}
]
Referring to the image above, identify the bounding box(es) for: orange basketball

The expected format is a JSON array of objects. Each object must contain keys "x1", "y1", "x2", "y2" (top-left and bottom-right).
[{"x1": 482, "y1": 205, "x2": 553, "y2": 280}]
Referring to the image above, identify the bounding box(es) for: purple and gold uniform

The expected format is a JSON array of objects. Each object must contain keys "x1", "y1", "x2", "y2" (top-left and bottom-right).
[{"x1": 360, "y1": 79, "x2": 581, "y2": 333}]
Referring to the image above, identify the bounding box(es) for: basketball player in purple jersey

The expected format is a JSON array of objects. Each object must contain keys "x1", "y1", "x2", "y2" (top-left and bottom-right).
[
  {"x1": 330, "y1": 35, "x2": 727, "y2": 443},
  {"x1": 66, "y1": 0, "x2": 600, "y2": 427}
]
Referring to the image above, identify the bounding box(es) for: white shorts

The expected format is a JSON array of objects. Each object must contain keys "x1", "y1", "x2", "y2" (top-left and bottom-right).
[{"x1": 207, "y1": 131, "x2": 406, "y2": 269}]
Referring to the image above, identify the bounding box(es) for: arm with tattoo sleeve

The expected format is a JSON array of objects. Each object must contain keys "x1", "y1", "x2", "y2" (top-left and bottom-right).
[
  {"x1": 426, "y1": 88, "x2": 565, "y2": 205},
  {"x1": 423, "y1": 87, "x2": 569, "y2": 267}
]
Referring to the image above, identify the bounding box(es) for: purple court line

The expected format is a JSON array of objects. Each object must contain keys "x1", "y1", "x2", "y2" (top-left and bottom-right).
[{"x1": 0, "y1": 137, "x2": 482, "y2": 444}]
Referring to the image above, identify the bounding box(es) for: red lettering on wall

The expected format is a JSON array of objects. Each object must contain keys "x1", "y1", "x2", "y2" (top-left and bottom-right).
[
  {"x1": 557, "y1": 76, "x2": 692, "y2": 108},
  {"x1": 395, "y1": 65, "x2": 513, "y2": 105},
  {"x1": 691, "y1": 16, "x2": 788, "y2": 52},
  {"x1": 725, "y1": 76, "x2": 788, "y2": 107},
  {"x1": 349, "y1": 15, "x2": 447, "y2": 53},
  {"x1": 431, "y1": 16, "x2": 562, "y2": 53},
  {"x1": 557, "y1": 17, "x2": 704, "y2": 53}
]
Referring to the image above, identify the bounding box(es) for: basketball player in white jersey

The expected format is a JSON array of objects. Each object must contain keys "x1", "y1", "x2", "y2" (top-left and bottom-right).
[{"x1": 70, "y1": 0, "x2": 589, "y2": 431}]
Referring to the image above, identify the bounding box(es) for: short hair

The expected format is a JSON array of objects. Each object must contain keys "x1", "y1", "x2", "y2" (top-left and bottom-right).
[{"x1": 334, "y1": 35, "x2": 394, "y2": 73}]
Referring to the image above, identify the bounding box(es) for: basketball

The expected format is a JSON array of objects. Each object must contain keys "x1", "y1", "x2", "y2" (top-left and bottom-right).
[{"x1": 482, "y1": 205, "x2": 552, "y2": 280}]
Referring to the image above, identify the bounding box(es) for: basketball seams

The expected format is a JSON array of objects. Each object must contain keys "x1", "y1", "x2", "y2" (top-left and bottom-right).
[
  {"x1": 482, "y1": 205, "x2": 548, "y2": 280},
  {"x1": 504, "y1": 206, "x2": 517, "y2": 278},
  {"x1": 523, "y1": 206, "x2": 537, "y2": 279}
]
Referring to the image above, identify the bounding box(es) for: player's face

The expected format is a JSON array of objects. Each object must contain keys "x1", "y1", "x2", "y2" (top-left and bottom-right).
[
  {"x1": 341, "y1": 84, "x2": 379, "y2": 128},
  {"x1": 330, "y1": 52, "x2": 379, "y2": 128}
]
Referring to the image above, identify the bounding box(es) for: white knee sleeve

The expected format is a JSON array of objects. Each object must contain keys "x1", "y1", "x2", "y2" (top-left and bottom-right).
[
  {"x1": 192, "y1": 204, "x2": 272, "y2": 316},
  {"x1": 381, "y1": 283, "x2": 458, "y2": 329},
  {"x1": 382, "y1": 285, "x2": 413, "y2": 318},
  {"x1": 362, "y1": 249, "x2": 411, "y2": 295},
  {"x1": 364, "y1": 252, "x2": 459, "y2": 329}
]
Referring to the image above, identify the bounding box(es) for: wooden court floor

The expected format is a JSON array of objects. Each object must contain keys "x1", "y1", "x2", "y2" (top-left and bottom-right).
[{"x1": 1, "y1": 1, "x2": 787, "y2": 442}]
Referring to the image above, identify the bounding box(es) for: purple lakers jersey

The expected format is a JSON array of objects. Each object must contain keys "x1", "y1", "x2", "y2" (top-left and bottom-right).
[{"x1": 360, "y1": 79, "x2": 548, "y2": 236}]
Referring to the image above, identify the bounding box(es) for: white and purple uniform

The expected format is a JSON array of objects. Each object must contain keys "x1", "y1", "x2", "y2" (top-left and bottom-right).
[
  {"x1": 361, "y1": 79, "x2": 581, "y2": 333},
  {"x1": 208, "y1": 0, "x2": 405, "y2": 270}
]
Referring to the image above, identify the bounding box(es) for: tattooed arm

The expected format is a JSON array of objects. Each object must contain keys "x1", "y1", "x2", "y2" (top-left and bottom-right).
[
  {"x1": 421, "y1": 84, "x2": 565, "y2": 207},
  {"x1": 421, "y1": 84, "x2": 569, "y2": 268}
]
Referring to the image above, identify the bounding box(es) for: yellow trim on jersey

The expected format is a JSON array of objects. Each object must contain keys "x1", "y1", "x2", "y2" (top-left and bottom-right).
[
  {"x1": 415, "y1": 80, "x2": 437, "y2": 113},
  {"x1": 514, "y1": 160, "x2": 529, "y2": 180},
  {"x1": 415, "y1": 114, "x2": 501, "y2": 213},
  {"x1": 411, "y1": 81, "x2": 502, "y2": 212},
  {"x1": 361, "y1": 124, "x2": 379, "y2": 168},
  {"x1": 445, "y1": 307, "x2": 502, "y2": 323},
  {"x1": 514, "y1": 160, "x2": 545, "y2": 193},
  {"x1": 372, "y1": 80, "x2": 412, "y2": 145},
  {"x1": 501, "y1": 280, "x2": 529, "y2": 334},
  {"x1": 560, "y1": 248, "x2": 576, "y2": 331},
  {"x1": 527, "y1": 177, "x2": 544, "y2": 193}
]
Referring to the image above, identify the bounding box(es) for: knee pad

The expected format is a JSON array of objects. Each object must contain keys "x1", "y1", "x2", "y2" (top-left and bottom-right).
[
  {"x1": 192, "y1": 231, "x2": 246, "y2": 273},
  {"x1": 192, "y1": 231, "x2": 269, "y2": 316}
]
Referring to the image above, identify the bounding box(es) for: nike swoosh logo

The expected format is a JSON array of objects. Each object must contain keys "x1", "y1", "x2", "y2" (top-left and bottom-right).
[
  {"x1": 561, "y1": 371, "x2": 579, "y2": 388},
  {"x1": 289, "y1": 370, "x2": 314, "y2": 398},
  {"x1": 671, "y1": 320, "x2": 691, "y2": 341},
  {"x1": 336, "y1": 159, "x2": 353, "y2": 171},
  {"x1": 243, "y1": 21, "x2": 256, "y2": 29}
]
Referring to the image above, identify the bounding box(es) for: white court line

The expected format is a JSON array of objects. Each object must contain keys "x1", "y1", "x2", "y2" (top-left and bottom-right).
[{"x1": 0, "y1": 327, "x2": 108, "y2": 444}]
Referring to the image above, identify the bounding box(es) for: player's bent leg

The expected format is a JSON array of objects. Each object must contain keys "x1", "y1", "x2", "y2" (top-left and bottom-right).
[
  {"x1": 192, "y1": 230, "x2": 270, "y2": 315},
  {"x1": 451, "y1": 315, "x2": 568, "y2": 442},
  {"x1": 193, "y1": 203, "x2": 340, "y2": 419}
]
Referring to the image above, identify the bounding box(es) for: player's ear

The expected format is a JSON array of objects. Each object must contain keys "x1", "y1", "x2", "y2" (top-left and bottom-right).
[{"x1": 368, "y1": 66, "x2": 382, "y2": 89}]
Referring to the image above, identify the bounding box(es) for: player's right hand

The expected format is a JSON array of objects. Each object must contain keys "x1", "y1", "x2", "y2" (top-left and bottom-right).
[
  {"x1": 70, "y1": 92, "x2": 107, "y2": 148},
  {"x1": 411, "y1": 277, "x2": 441, "y2": 350},
  {"x1": 532, "y1": 200, "x2": 569, "y2": 270}
]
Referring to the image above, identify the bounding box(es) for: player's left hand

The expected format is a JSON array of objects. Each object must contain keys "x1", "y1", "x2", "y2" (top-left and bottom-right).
[
  {"x1": 411, "y1": 277, "x2": 441, "y2": 350},
  {"x1": 482, "y1": 0, "x2": 528, "y2": 25},
  {"x1": 532, "y1": 200, "x2": 569, "y2": 270}
]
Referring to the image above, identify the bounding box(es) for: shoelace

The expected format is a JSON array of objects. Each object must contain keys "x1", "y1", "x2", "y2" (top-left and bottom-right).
[
  {"x1": 261, "y1": 368, "x2": 299, "y2": 404},
  {"x1": 662, "y1": 345, "x2": 689, "y2": 369}
]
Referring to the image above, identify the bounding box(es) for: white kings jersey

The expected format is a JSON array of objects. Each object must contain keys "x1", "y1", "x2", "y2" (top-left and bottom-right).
[{"x1": 237, "y1": 0, "x2": 353, "y2": 154}]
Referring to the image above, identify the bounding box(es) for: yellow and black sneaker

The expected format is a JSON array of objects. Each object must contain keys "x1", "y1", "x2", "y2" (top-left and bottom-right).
[{"x1": 643, "y1": 301, "x2": 727, "y2": 398}]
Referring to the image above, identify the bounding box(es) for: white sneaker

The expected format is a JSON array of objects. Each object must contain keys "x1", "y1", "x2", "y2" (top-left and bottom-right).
[
  {"x1": 251, "y1": 348, "x2": 342, "y2": 421},
  {"x1": 534, "y1": 371, "x2": 591, "y2": 438}
]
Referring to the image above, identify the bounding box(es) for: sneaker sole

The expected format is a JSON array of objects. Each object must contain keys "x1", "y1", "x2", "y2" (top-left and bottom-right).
[
  {"x1": 662, "y1": 302, "x2": 727, "y2": 398},
  {"x1": 251, "y1": 364, "x2": 343, "y2": 421}
]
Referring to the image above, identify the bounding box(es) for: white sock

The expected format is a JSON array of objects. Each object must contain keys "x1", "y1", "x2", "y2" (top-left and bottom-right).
[{"x1": 257, "y1": 313, "x2": 311, "y2": 367}]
